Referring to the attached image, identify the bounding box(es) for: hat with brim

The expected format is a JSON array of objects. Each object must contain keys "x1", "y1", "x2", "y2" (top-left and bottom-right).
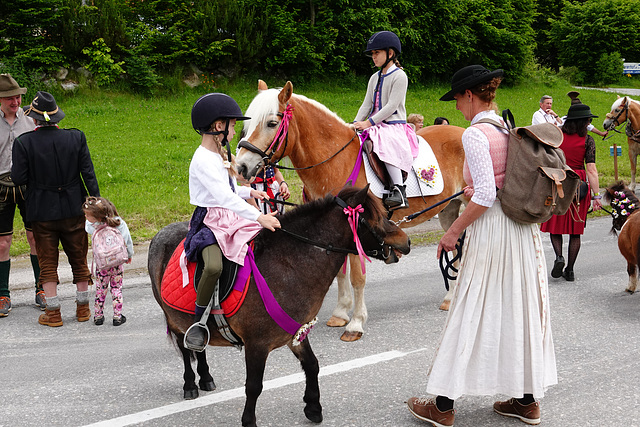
[
  {"x1": 23, "y1": 91, "x2": 65, "y2": 123},
  {"x1": 565, "y1": 103, "x2": 598, "y2": 120},
  {"x1": 0, "y1": 74, "x2": 27, "y2": 97},
  {"x1": 440, "y1": 65, "x2": 504, "y2": 101}
]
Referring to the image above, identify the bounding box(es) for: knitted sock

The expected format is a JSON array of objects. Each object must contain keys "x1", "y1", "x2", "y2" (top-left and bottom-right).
[
  {"x1": 517, "y1": 394, "x2": 535, "y2": 405},
  {"x1": 436, "y1": 395, "x2": 454, "y2": 411},
  {"x1": 47, "y1": 296, "x2": 61, "y2": 310},
  {"x1": 76, "y1": 290, "x2": 89, "y2": 305},
  {"x1": 566, "y1": 234, "x2": 581, "y2": 272},
  {"x1": 30, "y1": 254, "x2": 41, "y2": 291},
  {"x1": 549, "y1": 234, "x2": 563, "y2": 258},
  {"x1": 0, "y1": 260, "x2": 9, "y2": 298}
]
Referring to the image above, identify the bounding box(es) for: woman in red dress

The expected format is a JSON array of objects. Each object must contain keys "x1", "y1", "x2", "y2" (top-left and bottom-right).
[{"x1": 541, "y1": 103, "x2": 602, "y2": 281}]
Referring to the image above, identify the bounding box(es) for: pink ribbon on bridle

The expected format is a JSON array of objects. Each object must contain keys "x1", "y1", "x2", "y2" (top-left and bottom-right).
[
  {"x1": 267, "y1": 103, "x2": 294, "y2": 154},
  {"x1": 342, "y1": 204, "x2": 371, "y2": 275}
]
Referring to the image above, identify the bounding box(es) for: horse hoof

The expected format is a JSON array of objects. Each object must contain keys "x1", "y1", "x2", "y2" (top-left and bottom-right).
[
  {"x1": 184, "y1": 388, "x2": 199, "y2": 400},
  {"x1": 626, "y1": 289, "x2": 635, "y2": 294},
  {"x1": 439, "y1": 300, "x2": 450, "y2": 311},
  {"x1": 340, "y1": 330, "x2": 363, "y2": 342},
  {"x1": 304, "y1": 406, "x2": 323, "y2": 423},
  {"x1": 326, "y1": 316, "x2": 348, "y2": 327},
  {"x1": 199, "y1": 380, "x2": 216, "y2": 391}
]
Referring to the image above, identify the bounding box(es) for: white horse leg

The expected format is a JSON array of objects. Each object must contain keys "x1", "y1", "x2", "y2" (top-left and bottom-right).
[
  {"x1": 629, "y1": 140, "x2": 638, "y2": 191},
  {"x1": 326, "y1": 260, "x2": 352, "y2": 328},
  {"x1": 340, "y1": 254, "x2": 367, "y2": 342}
]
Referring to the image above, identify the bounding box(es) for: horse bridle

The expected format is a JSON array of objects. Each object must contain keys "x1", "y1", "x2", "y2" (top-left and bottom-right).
[
  {"x1": 603, "y1": 102, "x2": 640, "y2": 141},
  {"x1": 237, "y1": 103, "x2": 359, "y2": 172},
  {"x1": 277, "y1": 196, "x2": 389, "y2": 261}
]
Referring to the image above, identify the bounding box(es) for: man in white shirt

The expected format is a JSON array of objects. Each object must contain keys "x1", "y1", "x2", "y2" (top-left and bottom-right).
[{"x1": 532, "y1": 95, "x2": 563, "y2": 126}]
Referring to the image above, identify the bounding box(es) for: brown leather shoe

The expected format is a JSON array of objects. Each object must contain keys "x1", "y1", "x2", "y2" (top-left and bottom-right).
[
  {"x1": 493, "y1": 398, "x2": 540, "y2": 425},
  {"x1": 39, "y1": 307, "x2": 63, "y2": 327},
  {"x1": 407, "y1": 397, "x2": 455, "y2": 426},
  {"x1": 76, "y1": 302, "x2": 91, "y2": 322}
]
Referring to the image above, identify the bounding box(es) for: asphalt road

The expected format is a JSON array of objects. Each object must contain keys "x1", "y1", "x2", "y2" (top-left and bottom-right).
[{"x1": 2, "y1": 215, "x2": 640, "y2": 427}]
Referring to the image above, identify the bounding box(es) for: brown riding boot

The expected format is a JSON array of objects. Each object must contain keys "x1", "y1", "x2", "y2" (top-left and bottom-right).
[
  {"x1": 39, "y1": 307, "x2": 63, "y2": 327},
  {"x1": 76, "y1": 302, "x2": 91, "y2": 322}
]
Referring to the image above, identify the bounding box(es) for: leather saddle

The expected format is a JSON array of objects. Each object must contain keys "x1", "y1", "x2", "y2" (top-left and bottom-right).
[{"x1": 362, "y1": 138, "x2": 408, "y2": 190}]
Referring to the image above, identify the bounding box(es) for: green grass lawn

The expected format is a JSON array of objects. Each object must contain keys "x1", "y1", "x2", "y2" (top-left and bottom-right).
[{"x1": 8, "y1": 77, "x2": 632, "y2": 255}]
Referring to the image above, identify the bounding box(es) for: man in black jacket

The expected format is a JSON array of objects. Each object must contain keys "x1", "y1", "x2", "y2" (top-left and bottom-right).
[{"x1": 12, "y1": 91, "x2": 100, "y2": 327}]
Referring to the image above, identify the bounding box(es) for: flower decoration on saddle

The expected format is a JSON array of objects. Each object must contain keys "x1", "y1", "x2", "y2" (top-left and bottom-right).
[{"x1": 415, "y1": 165, "x2": 438, "y2": 187}]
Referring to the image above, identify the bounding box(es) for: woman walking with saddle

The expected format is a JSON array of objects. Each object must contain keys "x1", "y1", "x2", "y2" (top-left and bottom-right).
[
  {"x1": 541, "y1": 102, "x2": 602, "y2": 281},
  {"x1": 407, "y1": 65, "x2": 557, "y2": 426},
  {"x1": 183, "y1": 93, "x2": 280, "y2": 352},
  {"x1": 353, "y1": 30, "x2": 418, "y2": 209}
]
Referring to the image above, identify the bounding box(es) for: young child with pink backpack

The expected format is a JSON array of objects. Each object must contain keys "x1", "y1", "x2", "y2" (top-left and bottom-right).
[{"x1": 83, "y1": 196, "x2": 133, "y2": 326}]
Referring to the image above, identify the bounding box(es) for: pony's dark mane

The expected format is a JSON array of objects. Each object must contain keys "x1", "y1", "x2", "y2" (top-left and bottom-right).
[
  {"x1": 252, "y1": 186, "x2": 387, "y2": 252},
  {"x1": 604, "y1": 180, "x2": 640, "y2": 234}
]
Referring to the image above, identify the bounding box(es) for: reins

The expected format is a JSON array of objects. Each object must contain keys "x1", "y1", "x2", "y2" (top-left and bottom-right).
[{"x1": 394, "y1": 189, "x2": 465, "y2": 226}]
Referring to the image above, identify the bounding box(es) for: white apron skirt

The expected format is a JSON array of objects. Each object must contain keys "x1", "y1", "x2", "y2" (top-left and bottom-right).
[{"x1": 426, "y1": 202, "x2": 557, "y2": 400}]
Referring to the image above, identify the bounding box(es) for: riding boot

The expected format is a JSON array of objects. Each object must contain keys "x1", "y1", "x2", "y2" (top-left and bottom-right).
[
  {"x1": 385, "y1": 184, "x2": 408, "y2": 209},
  {"x1": 184, "y1": 304, "x2": 209, "y2": 352}
]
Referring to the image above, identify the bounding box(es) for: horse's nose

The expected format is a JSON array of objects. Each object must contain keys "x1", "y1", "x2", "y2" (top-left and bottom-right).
[{"x1": 237, "y1": 163, "x2": 249, "y2": 180}]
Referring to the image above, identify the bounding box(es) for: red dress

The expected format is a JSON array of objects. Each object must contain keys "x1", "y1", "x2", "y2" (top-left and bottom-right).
[{"x1": 540, "y1": 133, "x2": 594, "y2": 235}]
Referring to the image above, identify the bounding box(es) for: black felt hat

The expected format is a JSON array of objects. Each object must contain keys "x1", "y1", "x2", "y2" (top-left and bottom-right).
[
  {"x1": 565, "y1": 103, "x2": 598, "y2": 120},
  {"x1": 23, "y1": 91, "x2": 65, "y2": 122},
  {"x1": 440, "y1": 65, "x2": 504, "y2": 101}
]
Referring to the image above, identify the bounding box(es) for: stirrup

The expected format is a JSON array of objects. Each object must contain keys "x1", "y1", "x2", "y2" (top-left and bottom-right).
[{"x1": 184, "y1": 323, "x2": 210, "y2": 352}]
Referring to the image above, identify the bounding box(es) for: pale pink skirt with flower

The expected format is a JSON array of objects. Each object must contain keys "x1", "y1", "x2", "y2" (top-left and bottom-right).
[
  {"x1": 366, "y1": 123, "x2": 419, "y2": 173},
  {"x1": 203, "y1": 207, "x2": 262, "y2": 265}
]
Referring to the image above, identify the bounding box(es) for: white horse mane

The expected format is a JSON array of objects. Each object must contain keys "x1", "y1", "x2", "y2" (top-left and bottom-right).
[
  {"x1": 612, "y1": 96, "x2": 640, "y2": 109},
  {"x1": 243, "y1": 87, "x2": 346, "y2": 137}
]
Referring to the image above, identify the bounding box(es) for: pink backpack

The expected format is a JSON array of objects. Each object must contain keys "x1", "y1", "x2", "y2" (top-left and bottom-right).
[{"x1": 92, "y1": 224, "x2": 128, "y2": 271}]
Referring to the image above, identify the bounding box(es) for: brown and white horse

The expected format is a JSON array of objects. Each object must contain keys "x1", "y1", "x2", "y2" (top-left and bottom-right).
[
  {"x1": 603, "y1": 96, "x2": 640, "y2": 190},
  {"x1": 235, "y1": 80, "x2": 467, "y2": 341}
]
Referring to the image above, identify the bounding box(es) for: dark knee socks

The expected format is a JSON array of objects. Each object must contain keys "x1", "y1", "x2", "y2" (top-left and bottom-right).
[
  {"x1": 30, "y1": 254, "x2": 41, "y2": 291},
  {"x1": 566, "y1": 234, "x2": 581, "y2": 272}
]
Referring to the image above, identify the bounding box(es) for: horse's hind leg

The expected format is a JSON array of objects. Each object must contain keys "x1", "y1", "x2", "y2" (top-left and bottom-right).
[
  {"x1": 179, "y1": 345, "x2": 200, "y2": 400},
  {"x1": 626, "y1": 262, "x2": 637, "y2": 293},
  {"x1": 288, "y1": 339, "x2": 323, "y2": 423},
  {"x1": 242, "y1": 344, "x2": 269, "y2": 427},
  {"x1": 326, "y1": 260, "x2": 352, "y2": 328},
  {"x1": 195, "y1": 350, "x2": 216, "y2": 392},
  {"x1": 340, "y1": 254, "x2": 367, "y2": 342}
]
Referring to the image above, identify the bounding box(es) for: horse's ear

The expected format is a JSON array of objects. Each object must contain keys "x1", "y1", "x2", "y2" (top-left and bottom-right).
[
  {"x1": 353, "y1": 184, "x2": 370, "y2": 205},
  {"x1": 279, "y1": 81, "x2": 293, "y2": 105},
  {"x1": 623, "y1": 96, "x2": 629, "y2": 105},
  {"x1": 617, "y1": 95, "x2": 621, "y2": 99},
  {"x1": 258, "y1": 80, "x2": 268, "y2": 91}
]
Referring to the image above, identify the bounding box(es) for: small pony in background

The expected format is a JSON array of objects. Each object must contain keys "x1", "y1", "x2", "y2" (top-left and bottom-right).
[{"x1": 604, "y1": 181, "x2": 640, "y2": 293}]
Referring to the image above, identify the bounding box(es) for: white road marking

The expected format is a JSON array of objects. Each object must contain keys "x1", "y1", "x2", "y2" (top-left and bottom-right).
[{"x1": 81, "y1": 348, "x2": 427, "y2": 427}]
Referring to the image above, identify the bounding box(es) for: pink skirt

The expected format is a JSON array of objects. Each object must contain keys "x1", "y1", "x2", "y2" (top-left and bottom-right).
[
  {"x1": 203, "y1": 207, "x2": 262, "y2": 265},
  {"x1": 366, "y1": 123, "x2": 419, "y2": 173}
]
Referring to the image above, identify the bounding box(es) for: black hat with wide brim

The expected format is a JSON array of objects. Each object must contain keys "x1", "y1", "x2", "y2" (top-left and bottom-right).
[
  {"x1": 440, "y1": 65, "x2": 504, "y2": 101},
  {"x1": 565, "y1": 103, "x2": 598, "y2": 120},
  {"x1": 23, "y1": 91, "x2": 65, "y2": 123}
]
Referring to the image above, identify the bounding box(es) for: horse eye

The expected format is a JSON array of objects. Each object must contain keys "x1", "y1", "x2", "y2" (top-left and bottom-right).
[{"x1": 267, "y1": 120, "x2": 279, "y2": 128}]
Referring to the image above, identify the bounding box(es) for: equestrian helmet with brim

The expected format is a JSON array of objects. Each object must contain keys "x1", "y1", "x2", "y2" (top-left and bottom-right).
[
  {"x1": 191, "y1": 93, "x2": 250, "y2": 135},
  {"x1": 565, "y1": 103, "x2": 598, "y2": 120},
  {"x1": 23, "y1": 91, "x2": 65, "y2": 122},
  {"x1": 365, "y1": 31, "x2": 402, "y2": 55},
  {"x1": 440, "y1": 65, "x2": 504, "y2": 101}
]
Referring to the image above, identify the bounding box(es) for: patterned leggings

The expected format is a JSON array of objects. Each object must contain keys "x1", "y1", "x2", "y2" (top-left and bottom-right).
[{"x1": 94, "y1": 265, "x2": 124, "y2": 318}]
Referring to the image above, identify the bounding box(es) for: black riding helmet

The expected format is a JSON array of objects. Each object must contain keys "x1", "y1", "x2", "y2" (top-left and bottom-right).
[
  {"x1": 191, "y1": 93, "x2": 250, "y2": 136},
  {"x1": 364, "y1": 31, "x2": 402, "y2": 70}
]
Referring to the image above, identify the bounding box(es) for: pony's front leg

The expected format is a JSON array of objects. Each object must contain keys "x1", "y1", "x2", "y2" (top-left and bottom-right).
[
  {"x1": 241, "y1": 344, "x2": 269, "y2": 427},
  {"x1": 626, "y1": 262, "x2": 638, "y2": 293},
  {"x1": 288, "y1": 339, "x2": 322, "y2": 423},
  {"x1": 326, "y1": 260, "x2": 352, "y2": 328},
  {"x1": 195, "y1": 350, "x2": 216, "y2": 392},
  {"x1": 340, "y1": 254, "x2": 367, "y2": 342}
]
